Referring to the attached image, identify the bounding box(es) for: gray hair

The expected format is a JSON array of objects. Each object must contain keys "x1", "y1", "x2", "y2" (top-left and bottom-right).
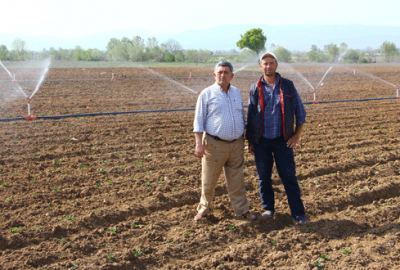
[{"x1": 214, "y1": 60, "x2": 233, "y2": 73}]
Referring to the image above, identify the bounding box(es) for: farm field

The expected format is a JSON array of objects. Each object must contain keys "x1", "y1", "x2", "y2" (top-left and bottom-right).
[{"x1": 0, "y1": 64, "x2": 400, "y2": 269}]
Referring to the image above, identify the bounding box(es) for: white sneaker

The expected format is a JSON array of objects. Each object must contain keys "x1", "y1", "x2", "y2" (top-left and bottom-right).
[{"x1": 262, "y1": 210, "x2": 274, "y2": 218}]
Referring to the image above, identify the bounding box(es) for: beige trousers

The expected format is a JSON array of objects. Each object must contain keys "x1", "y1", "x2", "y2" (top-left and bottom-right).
[{"x1": 197, "y1": 133, "x2": 249, "y2": 216}]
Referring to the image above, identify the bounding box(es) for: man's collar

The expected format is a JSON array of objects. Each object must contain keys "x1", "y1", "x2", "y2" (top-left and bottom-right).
[
  {"x1": 215, "y1": 83, "x2": 231, "y2": 93},
  {"x1": 261, "y1": 74, "x2": 280, "y2": 85}
]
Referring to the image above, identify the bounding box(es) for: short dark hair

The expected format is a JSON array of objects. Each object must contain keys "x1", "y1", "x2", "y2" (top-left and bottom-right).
[{"x1": 214, "y1": 60, "x2": 233, "y2": 73}]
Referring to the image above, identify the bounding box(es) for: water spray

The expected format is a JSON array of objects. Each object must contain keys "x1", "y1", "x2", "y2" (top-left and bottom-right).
[
  {"x1": 233, "y1": 65, "x2": 250, "y2": 74},
  {"x1": 22, "y1": 58, "x2": 51, "y2": 120},
  {"x1": 315, "y1": 66, "x2": 333, "y2": 89},
  {"x1": 288, "y1": 65, "x2": 332, "y2": 105},
  {"x1": 0, "y1": 61, "x2": 13, "y2": 79},
  {"x1": 287, "y1": 65, "x2": 314, "y2": 91},
  {"x1": 147, "y1": 68, "x2": 197, "y2": 94},
  {"x1": 350, "y1": 67, "x2": 397, "y2": 88}
]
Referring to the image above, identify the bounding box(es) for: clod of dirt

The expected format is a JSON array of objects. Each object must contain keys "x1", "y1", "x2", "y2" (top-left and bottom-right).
[
  {"x1": 122, "y1": 249, "x2": 137, "y2": 261},
  {"x1": 155, "y1": 192, "x2": 165, "y2": 200},
  {"x1": 175, "y1": 169, "x2": 185, "y2": 175},
  {"x1": 271, "y1": 251, "x2": 289, "y2": 261},
  {"x1": 51, "y1": 225, "x2": 63, "y2": 235},
  {"x1": 80, "y1": 188, "x2": 92, "y2": 198}
]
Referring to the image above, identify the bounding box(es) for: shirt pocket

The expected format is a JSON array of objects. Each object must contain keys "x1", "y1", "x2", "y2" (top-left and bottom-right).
[{"x1": 231, "y1": 98, "x2": 243, "y2": 112}]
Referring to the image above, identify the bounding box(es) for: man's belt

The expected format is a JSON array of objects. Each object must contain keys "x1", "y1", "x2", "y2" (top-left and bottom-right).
[{"x1": 206, "y1": 132, "x2": 241, "y2": 142}]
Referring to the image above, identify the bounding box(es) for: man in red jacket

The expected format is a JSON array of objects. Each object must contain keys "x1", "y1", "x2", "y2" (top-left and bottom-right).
[{"x1": 246, "y1": 52, "x2": 308, "y2": 224}]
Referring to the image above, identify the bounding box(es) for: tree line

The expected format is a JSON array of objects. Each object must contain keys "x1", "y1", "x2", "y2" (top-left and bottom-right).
[
  {"x1": 0, "y1": 30, "x2": 398, "y2": 63},
  {"x1": 236, "y1": 28, "x2": 398, "y2": 63}
]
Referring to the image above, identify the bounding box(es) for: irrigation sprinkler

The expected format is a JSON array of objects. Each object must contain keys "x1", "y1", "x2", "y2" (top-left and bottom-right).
[
  {"x1": 313, "y1": 88, "x2": 318, "y2": 104},
  {"x1": 397, "y1": 85, "x2": 399, "y2": 98},
  {"x1": 24, "y1": 97, "x2": 37, "y2": 121},
  {"x1": 9, "y1": 58, "x2": 52, "y2": 121},
  {"x1": 189, "y1": 72, "x2": 192, "y2": 78},
  {"x1": 354, "y1": 70, "x2": 356, "y2": 76},
  {"x1": 252, "y1": 71, "x2": 255, "y2": 77},
  {"x1": 111, "y1": 73, "x2": 116, "y2": 81}
]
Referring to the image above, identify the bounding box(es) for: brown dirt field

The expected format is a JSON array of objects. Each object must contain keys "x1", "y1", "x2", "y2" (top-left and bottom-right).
[{"x1": 0, "y1": 64, "x2": 400, "y2": 269}]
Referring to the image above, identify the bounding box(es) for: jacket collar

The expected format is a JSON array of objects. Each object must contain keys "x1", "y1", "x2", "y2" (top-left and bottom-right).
[{"x1": 260, "y1": 73, "x2": 281, "y2": 87}]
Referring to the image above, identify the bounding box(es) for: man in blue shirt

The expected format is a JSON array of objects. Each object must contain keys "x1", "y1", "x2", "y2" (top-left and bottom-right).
[{"x1": 246, "y1": 52, "x2": 309, "y2": 224}]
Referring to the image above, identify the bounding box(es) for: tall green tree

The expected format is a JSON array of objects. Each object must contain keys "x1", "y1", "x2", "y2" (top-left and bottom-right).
[
  {"x1": 236, "y1": 28, "x2": 267, "y2": 59},
  {"x1": 12, "y1": 38, "x2": 27, "y2": 60},
  {"x1": 106, "y1": 38, "x2": 119, "y2": 57},
  {"x1": 73, "y1": 45, "x2": 84, "y2": 61},
  {"x1": 310, "y1": 45, "x2": 318, "y2": 52},
  {"x1": 163, "y1": 39, "x2": 182, "y2": 54},
  {"x1": 145, "y1": 37, "x2": 166, "y2": 62},
  {"x1": 326, "y1": 43, "x2": 339, "y2": 62},
  {"x1": 127, "y1": 36, "x2": 145, "y2": 61},
  {"x1": 344, "y1": 49, "x2": 360, "y2": 63},
  {"x1": 197, "y1": 49, "x2": 212, "y2": 63},
  {"x1": 175, "y1": 51, "x2": 185, "y2": 62},
  {"x1": 49, "y1": 47, "x2": 61, "y2": 60},
  {"x1": 0, "y1": 45, "x2": 9, "y2": 60},
  {"x1": 307, "y1": 46, "x2": 329, "y2": 63},
  {"x1": 107, "y1": 37, "x2": 131, "y2": 61},
  {"x1": 364, "y1": 47, "x2": 376, "y2": 63},
  {"x1": 185, "y1": 50, "x2": 199, "y2": 63},
  {"x1": 381, "y1": 41, "x2": 397, "y2": 62}
]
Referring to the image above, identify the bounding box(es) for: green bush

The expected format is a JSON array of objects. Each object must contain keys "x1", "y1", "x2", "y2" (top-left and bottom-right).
[
  {"x1": 272, "y1": 46, "x2": 292, "y2": 63},
  {"x1": 165, "y1": 53, "x2": 175, "y2": 62},
  {"x1": 175, "y1": 51, "x2": 185, "y2": 62},
  {"x1": 357, "y1": 57, "x2": 369, "y2": 64}
]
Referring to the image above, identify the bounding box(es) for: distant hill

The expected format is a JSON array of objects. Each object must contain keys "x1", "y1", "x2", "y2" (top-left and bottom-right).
[{"x1": 1, "y1": 24, "x2": 399, "y2": 52}]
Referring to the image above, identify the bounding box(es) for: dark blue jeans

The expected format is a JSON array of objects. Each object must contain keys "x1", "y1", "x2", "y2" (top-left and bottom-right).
[{"x1": 253, "y1": 136, "x2": 305, "y2": 217}]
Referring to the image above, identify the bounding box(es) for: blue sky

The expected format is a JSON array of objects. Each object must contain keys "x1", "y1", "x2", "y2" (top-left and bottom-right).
[{"x1": 1, "y1": 0, "x2": 399, "y2": 38}]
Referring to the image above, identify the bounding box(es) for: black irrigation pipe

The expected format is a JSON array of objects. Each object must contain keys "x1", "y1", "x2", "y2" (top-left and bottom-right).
[
  {"x1": 2, "y1": 71, "x2": 397, "y2": 83},
  {"x1": 0, "y1": 108, "x2": 196, "y2": 122},
  {"x1": 0, "y1": 97, "x2": 398, "y2": 123},
  {"x1": 303, "y1": 96, "x2": 399, "y2": 105}
]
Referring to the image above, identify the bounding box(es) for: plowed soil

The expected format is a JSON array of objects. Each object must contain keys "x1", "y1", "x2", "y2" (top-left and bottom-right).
[{"x1": 0, "y1": 64, "x2": 400, "y2": 269}]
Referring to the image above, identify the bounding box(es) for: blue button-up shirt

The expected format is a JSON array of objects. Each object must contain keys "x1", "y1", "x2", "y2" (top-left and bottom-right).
[
  {"x1": 260, "y1": 75, "x2": 306, "y2": 139},
  {"x1": 194, "y1": 83, "x2": 245, "y2": 141}
]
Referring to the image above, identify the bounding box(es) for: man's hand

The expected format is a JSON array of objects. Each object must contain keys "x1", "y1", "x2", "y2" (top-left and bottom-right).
[
  {"x1": 286, "y1": 133, "x2": 301, "y2": 148},
  {"x1": 195, "y1": 144, "x2": 206, "y2": 158},
  {"x1": 248, "y1": 141, "x2": 254, "y2": 154},
  {"x1": 194, "y1": 132, "x2": 205, "y2": 158},
  {"x1": 286, "y1": 124, "x2": 303, "y2": 148}
]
